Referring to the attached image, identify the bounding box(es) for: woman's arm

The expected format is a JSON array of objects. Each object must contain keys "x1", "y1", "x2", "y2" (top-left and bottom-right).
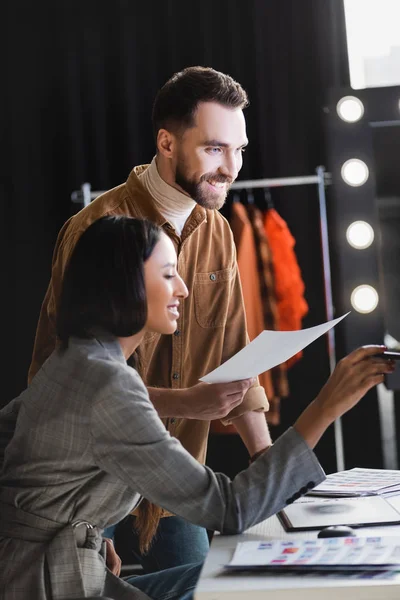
[{"x1": 91, "y1": 346, "x2": 394, "y2": 535}]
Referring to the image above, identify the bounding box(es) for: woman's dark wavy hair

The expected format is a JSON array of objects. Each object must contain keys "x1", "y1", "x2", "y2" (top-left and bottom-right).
[{"x1": 56, "y1": 216, "x2": 162, "y2": 343}]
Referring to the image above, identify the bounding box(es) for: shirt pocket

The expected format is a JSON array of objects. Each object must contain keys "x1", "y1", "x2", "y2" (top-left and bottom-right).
[{"x1": 194, "y1": 267, "x2": 234, "y2": 328}]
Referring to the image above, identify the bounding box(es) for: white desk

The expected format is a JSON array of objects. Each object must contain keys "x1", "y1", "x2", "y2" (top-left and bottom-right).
[{"x1": 195, "y1": 496, "x2": 400, "y2": 599}]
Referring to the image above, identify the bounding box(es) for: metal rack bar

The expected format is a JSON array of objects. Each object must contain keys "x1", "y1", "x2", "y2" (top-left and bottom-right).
[
  {"x1": 230, "y1": 174, "x2": 330, "y2": 189},
  {"x1": 316, "y1": 166, "x2": 344, "y2": 472}
]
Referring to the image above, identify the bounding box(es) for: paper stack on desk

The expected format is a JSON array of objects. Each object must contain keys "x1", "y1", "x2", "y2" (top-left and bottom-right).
[
  {"x1": 278, "y1": 468, "x2": 400, "y2": 532},
  {"x1": 225, "y1": 537, "x2": 400, "y2": 572},
  {"x1": 307, "y1": 468, "x2": 400, "y2": 499}
]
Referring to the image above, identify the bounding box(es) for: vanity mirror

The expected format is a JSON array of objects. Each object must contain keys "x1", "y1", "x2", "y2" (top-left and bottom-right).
[{"x1": 325, "y1": 85, "x2": 400, "y2": 391}]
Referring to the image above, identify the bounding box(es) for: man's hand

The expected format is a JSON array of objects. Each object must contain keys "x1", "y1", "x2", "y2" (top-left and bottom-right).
[
  {"x1": 104, "y1": 537, "x2": 122, "y2": 577},
  {"x1": 149, "y1": 378, "x2": 255, "y2": 420}
]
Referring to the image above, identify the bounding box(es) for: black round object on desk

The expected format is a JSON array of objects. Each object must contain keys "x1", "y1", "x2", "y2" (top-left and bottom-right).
[{"x1": 317, "y1": 525, "x2": 356, "y2": 538}]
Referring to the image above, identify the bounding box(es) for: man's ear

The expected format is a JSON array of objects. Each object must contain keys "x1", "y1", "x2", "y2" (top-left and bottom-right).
[{"x1": 157, "y1": 129, "x2": 176, "y2": 159}]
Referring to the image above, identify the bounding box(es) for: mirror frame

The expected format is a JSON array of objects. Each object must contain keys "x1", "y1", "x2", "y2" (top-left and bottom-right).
[{"x1": 325, "y1": 85, "x2": 400, "y2": 388}]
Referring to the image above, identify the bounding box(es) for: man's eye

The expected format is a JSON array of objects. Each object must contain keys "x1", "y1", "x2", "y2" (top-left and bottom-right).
[
  {"x1": 164, "y1": 275, "x2": 175, "y2": 280},
  {"x1": 207, "y1": 147, "x2": 222, "y2": 155}
]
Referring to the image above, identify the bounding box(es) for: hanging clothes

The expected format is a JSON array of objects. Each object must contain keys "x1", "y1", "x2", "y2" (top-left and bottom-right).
[
  {"x1": 210, "y1": 201, "x2": 273, "y2": 434},
  {"x1": 246, "y1": 203, "x2": 289, "y2": 425},
  {"x1": 264, "y1": 208, "x2": 309, "y2": 368}
]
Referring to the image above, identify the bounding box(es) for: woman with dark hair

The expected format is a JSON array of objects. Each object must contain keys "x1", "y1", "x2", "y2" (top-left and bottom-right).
[{"x1": 0, "y1": 216, "x2": 394, "y2": 600}]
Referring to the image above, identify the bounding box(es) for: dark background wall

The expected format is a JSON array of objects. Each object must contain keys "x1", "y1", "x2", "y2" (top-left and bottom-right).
[{"x1": 4, "y1": 0, "x2": 379, "y2": 474}]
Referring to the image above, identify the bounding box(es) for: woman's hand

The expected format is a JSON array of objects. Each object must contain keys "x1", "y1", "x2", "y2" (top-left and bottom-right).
[
  {"x1": 294, "y1": 345, "x2": 395, "y2": 449},
  {"x1": 104, "y1": 537, "x2": 122, "y2": 577},
  {"x1": 315, "y1": 345, "x2": 395, "y2": 420}
]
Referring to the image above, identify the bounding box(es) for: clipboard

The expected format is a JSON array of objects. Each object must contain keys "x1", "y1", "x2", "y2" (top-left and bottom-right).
[{"x1": 278, "y1": 494, "x2": 400, "y2": 532}]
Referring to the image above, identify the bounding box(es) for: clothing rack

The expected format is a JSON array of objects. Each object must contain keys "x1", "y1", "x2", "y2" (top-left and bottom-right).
[{"x1": 70, "y1": 166, "x2": 345, "y2": 471}]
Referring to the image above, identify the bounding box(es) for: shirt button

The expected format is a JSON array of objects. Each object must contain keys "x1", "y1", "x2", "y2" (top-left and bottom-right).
[
  {"x1": 174, "y1": 330, "x2": 181, "y2": 336},
  {"x1": 172, "y1": 372, "x2": 180, "y2": 380},
  {"x1": 210, "y1": 273, "x2": 216, "y2": 281}
]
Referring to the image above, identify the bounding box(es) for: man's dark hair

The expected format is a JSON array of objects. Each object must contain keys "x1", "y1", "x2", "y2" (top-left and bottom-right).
[
  {"x1": 152, "y1": 66, "x2": 249, "y2": 142},
  {"x1": 56, "y1": 216, "x2": 162, "y2": 342}
]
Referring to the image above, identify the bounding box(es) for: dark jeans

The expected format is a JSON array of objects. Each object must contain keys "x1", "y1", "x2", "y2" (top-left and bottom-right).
[
  {"x1": 104, "y1": 515, "x2": 210, "y2": 573},
  {"x1": 125, "y1": 562, "x2": 202, "y2": 600}
]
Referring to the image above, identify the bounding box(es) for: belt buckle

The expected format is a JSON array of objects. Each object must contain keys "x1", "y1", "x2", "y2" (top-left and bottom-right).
[{"x1": 72, "y1": 519, "x2": 94, "y2": 530}]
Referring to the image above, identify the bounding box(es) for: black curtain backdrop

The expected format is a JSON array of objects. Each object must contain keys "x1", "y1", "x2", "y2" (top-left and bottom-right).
[{"x1": 4, "y1": 0, "x2": 378, "y2": 474}]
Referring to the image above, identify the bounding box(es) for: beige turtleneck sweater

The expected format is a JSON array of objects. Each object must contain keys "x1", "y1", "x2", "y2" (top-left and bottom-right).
[{"x1": 138, "y1": 157, "x2": 196, "y2": 236}]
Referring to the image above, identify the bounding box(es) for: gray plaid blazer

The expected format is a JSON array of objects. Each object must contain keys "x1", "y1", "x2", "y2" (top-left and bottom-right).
[{"x1": 0, "y1": 334, "x2": 324, "y2": 599}]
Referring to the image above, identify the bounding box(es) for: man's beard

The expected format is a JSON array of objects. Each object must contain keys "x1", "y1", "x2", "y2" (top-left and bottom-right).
[{"x1": 175, "y1": 164, "x2": 232, "y2": 210}]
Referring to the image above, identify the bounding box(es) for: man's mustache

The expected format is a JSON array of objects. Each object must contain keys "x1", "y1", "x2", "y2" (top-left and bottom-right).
[{"x1": 200, "y1": 173, "x2": 233, "y2": 185}]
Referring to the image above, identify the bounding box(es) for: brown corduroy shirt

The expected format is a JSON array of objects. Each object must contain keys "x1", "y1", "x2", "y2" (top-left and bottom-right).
[{"x1": 29, "y1": 165, "x2": 269, "y2": 467}]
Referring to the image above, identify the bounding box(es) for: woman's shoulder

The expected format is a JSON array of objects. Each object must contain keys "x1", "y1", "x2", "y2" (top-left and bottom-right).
[
  {"x1": 45, "y1": 336, "x2": 147, "y2": 398},
  {"x1": 92, "y1": 358, "x2": 146, "y2": 393},
  {"x1": 89, "y1": 358, "x2": 154, "y2": 424},
  {"x1": 84, "y1": 343, "x2": 147, "y2": 394}
]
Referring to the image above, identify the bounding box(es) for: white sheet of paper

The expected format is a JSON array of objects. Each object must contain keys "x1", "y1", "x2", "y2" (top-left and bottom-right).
[{"x1": 200, "y1": 313, "x2": 349, "y2": 384}]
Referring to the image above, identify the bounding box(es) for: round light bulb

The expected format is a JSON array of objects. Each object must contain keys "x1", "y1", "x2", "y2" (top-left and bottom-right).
[
  {"x1": 350, "y1": 285, "x2": 379, "y2": 314},
  {"x1": 341, "y1": 159, "x2": 369, "y2": 187},
  {"x1": 346, "y1": 221, "x2": 374, "y2": 249},
  {"x1": 336, "y1": 96, "x2": 364, "y2": 123}
]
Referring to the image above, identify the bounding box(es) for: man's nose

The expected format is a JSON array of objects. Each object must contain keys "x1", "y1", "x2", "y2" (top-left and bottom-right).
[{"x1": 219, "y1": 153, "x2": 239, "y2": 181}]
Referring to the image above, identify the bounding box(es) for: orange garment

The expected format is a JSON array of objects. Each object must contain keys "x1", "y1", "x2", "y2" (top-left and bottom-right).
[
  {"x1": 247, "y1": 204, "x2": 289, "y2": 425},
  {"x1": 264, "y1": 209, "x2": 309, "y2": 367},
  {"x1": 210, "y1": 202, "x2": 273, "y2": 434}
]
